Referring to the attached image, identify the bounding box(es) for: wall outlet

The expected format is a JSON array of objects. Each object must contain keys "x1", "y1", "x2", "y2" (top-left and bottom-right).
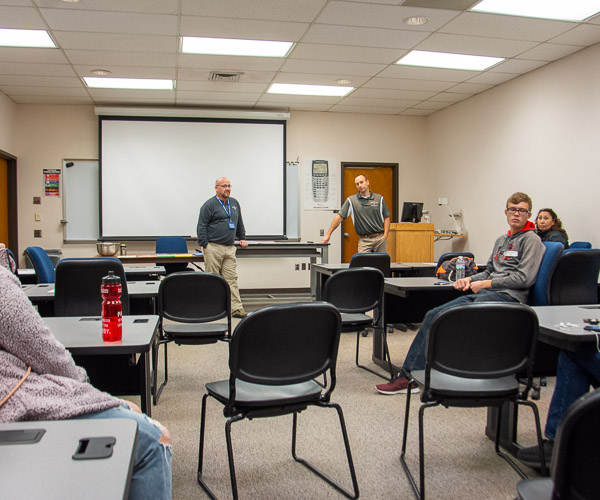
[
  {"x1": 34, "y1": 229, "x2": 42, "y2": 238},
  {"x1": 301, "y1": 263, "x2": 306, "y2": 270},
  {"x1": 35, "y1": 213, "x2": 41, "y2": 221},
  {"x1": 438, "y1": 197, "x2": 448, "y2": 206},
  {"x1": 33, "y1": 197, "x2": 41, "y2": 205},
  {"x1": 295, "y1": 263, "x2": 299, "y2": 271},
  {"x1": 320, "y1": 229, "x2": 324, "y2": 236}
]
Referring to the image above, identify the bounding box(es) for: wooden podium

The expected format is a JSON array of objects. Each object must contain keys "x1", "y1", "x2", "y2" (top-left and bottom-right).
[{"x1": 387, "y1": 223, "x2": 434, "y2": 262}]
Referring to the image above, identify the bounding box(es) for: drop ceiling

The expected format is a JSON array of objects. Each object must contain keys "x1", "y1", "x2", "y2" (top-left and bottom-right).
[{"x1": 1, "y1": 0, "x2": 599, "y2": 115}]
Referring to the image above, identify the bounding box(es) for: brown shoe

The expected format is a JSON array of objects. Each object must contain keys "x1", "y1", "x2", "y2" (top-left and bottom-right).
[{"x1": 232, "y1": 309, "x2": 248, "y2": 319}]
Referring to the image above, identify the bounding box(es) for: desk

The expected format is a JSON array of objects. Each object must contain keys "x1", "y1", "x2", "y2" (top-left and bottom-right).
[
  {"x1": 23, "y1": 281, "x2": 160, "y2": 316},
  {"x1": 486, "y1": 304, "x2": 600, "y2": 454},
  {"x1": 17, "y1": 265, "x2": 165, "y2": 284},
  {"x1": 0, "y1": 418, "x2": 137, "y2": 500},
  {"x1": 43, "y1": 315, "x2": 159, "y2": 416},
  {"x1": 434, "y1": 232, "x2": 468, "y2": 242}
]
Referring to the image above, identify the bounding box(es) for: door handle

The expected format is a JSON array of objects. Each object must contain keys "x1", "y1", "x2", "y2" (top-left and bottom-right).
[{"x1": 343, "y1": 233, "x2": 349, "y2": 238}]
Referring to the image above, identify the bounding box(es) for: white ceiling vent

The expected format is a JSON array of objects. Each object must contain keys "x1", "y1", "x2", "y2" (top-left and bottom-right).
[{"x1": 209, "y1": 71, "x2": 243, "y2": 83}]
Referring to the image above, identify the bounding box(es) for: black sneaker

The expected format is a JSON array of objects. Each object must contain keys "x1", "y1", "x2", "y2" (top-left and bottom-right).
[{"x1": 517, "y1": 439, "x2": 553, "y2": 469}]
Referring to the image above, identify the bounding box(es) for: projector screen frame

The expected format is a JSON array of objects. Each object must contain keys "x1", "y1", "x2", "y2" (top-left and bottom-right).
[{"x1": 98, "y1": 115, "x2": 287, "y2": 242}]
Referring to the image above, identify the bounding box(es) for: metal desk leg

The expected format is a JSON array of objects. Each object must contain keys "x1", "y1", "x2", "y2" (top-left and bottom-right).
[{"x1": 140, "y1": 351, "x2": 152, "y2": 417}]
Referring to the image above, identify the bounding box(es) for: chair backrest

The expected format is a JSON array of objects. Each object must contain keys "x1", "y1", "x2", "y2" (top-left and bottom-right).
[
  {"x1": 322, "y1": 267, "x2": 384, "y2": 315},
  {"x1": 549, "y1": 250, "x2": 600, "y2": 305},
  {"x1": 54, "y1": 258, "x2": 130, "y2": 316},
  {"x1": 156, "y1": 236, "x2": 190, "y2": 274},
  {"x1": 568, "y1": 241, "x2": 592, "y2": 250},
  {"x1": 425, "y1": 302, "x2": 538, "y2": 383},
  {"x1": 435, "y1": 252, "x2": 475, "y2": 274},
  {"x1": 158, "y1": 271, "x2": 231, "y2": 327},
  {"x1": 528, "y1": 241, "x2": 564, "y2": 306},
  {"x1": 551, "y1": 388, "x2": 600, "y2": 499},
  {"x1": 227, "y1": 302, "x2": 341, "y2": 399},
  {"x1": 25, "y1": 246, "x2": 56, "y2": 284},
  {"x1": 349, "y1": 252, "x2": 391, "y2": 277}
]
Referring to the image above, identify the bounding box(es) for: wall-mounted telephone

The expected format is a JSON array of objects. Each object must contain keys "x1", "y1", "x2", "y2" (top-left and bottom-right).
[{"x1": 312, "y1": 160, "x2": 329, "y2": 202}]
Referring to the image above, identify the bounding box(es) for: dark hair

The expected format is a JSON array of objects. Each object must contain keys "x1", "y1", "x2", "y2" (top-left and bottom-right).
[{"x1": 536, "y1": 208, "x2": 567, "y2": 234}]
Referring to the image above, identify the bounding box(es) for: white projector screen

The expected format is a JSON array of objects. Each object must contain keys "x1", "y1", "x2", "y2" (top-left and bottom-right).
[{"x1": 100, "y1": 117, "x2": 286, "y2": 240}]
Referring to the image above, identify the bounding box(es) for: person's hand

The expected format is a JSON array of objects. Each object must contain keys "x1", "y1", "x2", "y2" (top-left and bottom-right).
[
  {"x1": 239, "y1": 240, "x2": 248, "y2": 248},
  {"x1": 454, "y1": 277, "x2": 472, "y2": 291},
  {"x1": 470, "y1": 280, "x2": 491, "y2": 294},
  {"x1": 322, "y1": 235, "x2": 331, "y2": 244}
]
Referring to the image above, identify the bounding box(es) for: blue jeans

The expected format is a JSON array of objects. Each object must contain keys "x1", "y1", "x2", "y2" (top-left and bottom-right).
[
  {"x1": 401, "y1": 289, "x2": 519, "y2": 375},
  {"x1": 72, "y1": 403, "x2": 172, "y2": 500},
  {"x1": 544, "y1": 350, "x2": 600, "y2": 440}
]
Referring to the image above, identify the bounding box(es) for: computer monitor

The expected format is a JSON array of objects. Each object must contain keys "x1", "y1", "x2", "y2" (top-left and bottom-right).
[{"x1": 400, "y1": 202, "x2": 424, "y2": 223}]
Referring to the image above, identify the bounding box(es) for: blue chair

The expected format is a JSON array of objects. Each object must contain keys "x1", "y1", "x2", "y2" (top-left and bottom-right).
[
  {"x1": 528, "y1": 242, "x2": 564, "y2": 307},
  {"x1": 155, "y1": 236, "x2": 193, "y2": 275},
  {"x1": 569, "y1": 241, "x2": 592, "y2": 250},
  {"x1": 24, "y1": 246, "x2": 56, "y2": 283}
]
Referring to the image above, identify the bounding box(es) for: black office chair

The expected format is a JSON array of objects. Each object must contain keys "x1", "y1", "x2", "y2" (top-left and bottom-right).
[
  {"x1": 197, "y1": 302, "x2": 359, "y2": 500},
  {"x1": 155, "y1": 236, "x2": 196, "y2": 275},
  {"x1": 153, "y1": 271, "x2": 231, "y2": 404},
  {"x1": 549, "y1": 249, "x2": 600, "y2": 305},
  {"x1": 400, "y1": 302, "x2": 547, "y2": 499},
  {"x1": 349, "y1": 252, "x2": 391, "y2": 336},
  {"x1": 322, "y1": 267, "x2": 392, "y2": 380},
  {"x1": 54, "y1": 258, "x2": 136, "y2": 396},
  {"x1": 24, "y1": 246, "x2": 56, "y2": 284},
  {"x1": 54, "y1": 257, "x2": 130, "y2": 316},
  {"x1": 517, "y1": 388, "x2": 600, "y2": 500}
]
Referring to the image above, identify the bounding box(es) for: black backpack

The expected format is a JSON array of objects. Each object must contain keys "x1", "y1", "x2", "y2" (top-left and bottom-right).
[{"x1": 436, "y1": 256, "x2": 478, "y2": 282}]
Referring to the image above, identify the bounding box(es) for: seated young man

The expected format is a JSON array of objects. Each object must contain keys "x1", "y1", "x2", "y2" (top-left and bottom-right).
[{"x1": 377, "y1": 192, "x2": 546, "y2": 395}]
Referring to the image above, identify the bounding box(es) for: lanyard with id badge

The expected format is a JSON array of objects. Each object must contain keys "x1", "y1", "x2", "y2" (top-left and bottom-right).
[{"x1": 218, "y1": 197, "x2": 236, "y2": 230}]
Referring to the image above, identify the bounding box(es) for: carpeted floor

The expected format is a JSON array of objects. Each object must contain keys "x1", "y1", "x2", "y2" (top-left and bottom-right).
[{"x1": 145, "y1": 309, "x2": 552, "y2": 500}]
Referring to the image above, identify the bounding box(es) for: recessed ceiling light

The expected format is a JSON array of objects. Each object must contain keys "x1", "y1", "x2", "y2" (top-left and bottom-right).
[
  {"x1": 471, "y1": 0, "x2": 600, "y2": 22},
  {"x1": 403, "y1": 16, "x2": 430, "y2": 26},
  {"x1": 83, "y1": 77, "x2": 173, "y2": 90},
  {"x1": 396, "y1": 50, "x2": 504, "y2": 71},
  {"x1": 0, "y1": 28, "x2": 56, "y2": 48},
  {"x1": 181, "y1": 37, "x2": 293, "y2": 57},
  {"x1": 336, "y1": 79, "x2": 352, "y2": 85},
  {"x1": 268, "y1": 83, "x2": 354, "y2": 97},
  {"x1": 91, "y1": 69, "x2": 112, "y2": 76}
]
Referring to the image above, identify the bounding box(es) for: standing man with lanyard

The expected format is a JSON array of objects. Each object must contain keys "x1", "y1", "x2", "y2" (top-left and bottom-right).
[
  {"x1": 322, "y1": 174, "x2": 391, "y2": 253},
  {"x1": 197, "y1": 177, "x2": 248, "y2": 319}
]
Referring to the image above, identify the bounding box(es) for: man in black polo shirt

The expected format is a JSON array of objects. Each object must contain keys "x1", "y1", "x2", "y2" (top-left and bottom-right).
[{"x1": 322, "y1": 174, "x2": 391, "y2": 253}]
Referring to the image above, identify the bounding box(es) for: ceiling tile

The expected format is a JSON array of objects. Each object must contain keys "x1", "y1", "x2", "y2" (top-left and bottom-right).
[
  {"x1": 488, "y1": 58, "x2": 547, "y2": 74},
  {"x1": 10, "y1": 95, "x2": 93, "y2": 104},
  {"x1": 289, "y1": 43, "x2": 401, "y2": 64},
  {"x1": 0, "y1": 74, "x2": 82, "y2": 87},
  {"x1": 0, "y1": 47, "x2": 68, "y2": 64},
  {"x1": 412, "y1": 100, "x2": 453, "y2": 110},
  {"x1": 175, "y1": 90, "x2": 261, "y2": 102},
  {"x1": 302, "y1": 24, "x2": 429, "y2": 49},
  {"x1": 181, "y1": 0, "x2": 327, "y2": 22},
  {"x1": 179, "y1": 54, "x2": 285, "y2": 72},
  {"x1": 378, "y1": 64, "x2": 479, "y2": 81},
  {"x1": 53, "y1": 31, "x2": 177, "y2": 53},
  {"x1": 550, "y1": 24, "x2": 600, "y2": 46},
  {"x1": 446, "y1": 82, "x2": 493, "y2": 93},
  {"x1": 0, "y1": 85, "x2": 89, "y2": 96},
  {"x1": 280, "y1": 59, "x2": 385, "y2": 77},
  {"x1": 328, "y1": 105, "x2": 403, "y2": 114},
  {"x1": 516, "y1": 43, "x2": 583, "y2": 62},
  {"x1": 73, "y1": 65, "x2": 176, "y2": 79},
  {"x1": 465, "y1": 71, "x2": 518, "y2": 85},
  {"x1": 427, "y1": 92, "x2": 471, "y2": 103},
  {"x1": 178, "y1": 68, "x2": 276, "y2": 83},
  {"x1": 0, "y1": 61, "x2": 76, "y2": 77},
  {"x1": 400, "y1": 108, "x2": 435, "y2": 115},
  {"x1": 33, "y1": 0, "x2": 180, "y2": 15},
  {"x1": 176, "y1": 81, "x2": 268, "y2": 93},
  {"x1": 340, "y1": 96, "x2": 421, "y2": 107},
  {"x1": 351, "y1": 87, "x2": 437, "y2": 100},
  {"x1": 65, "y1": 49, "x2": 177, "y2": 67},
  {"x1": 0, "y1": 6, "x2": 46, "y2": 29},
  {"x1": 415, "y1": 33, "x2": 538, "y2": 57},
  {"x1": 272, "y1": 73, "x2": 370, "y2": 86},
  {"x1": 363, "y1": 77, "x2": 455, "y2": 91}
]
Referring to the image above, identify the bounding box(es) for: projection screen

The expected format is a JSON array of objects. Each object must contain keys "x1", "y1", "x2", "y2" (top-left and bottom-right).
[{"x1": 99, "y1": 116, "x2": 286, "y2": 240}]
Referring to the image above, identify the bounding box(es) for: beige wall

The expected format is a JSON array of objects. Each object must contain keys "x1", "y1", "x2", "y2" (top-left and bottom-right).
[{"x1": 6, "y1": 40, "x2": 600, "y2": 284}]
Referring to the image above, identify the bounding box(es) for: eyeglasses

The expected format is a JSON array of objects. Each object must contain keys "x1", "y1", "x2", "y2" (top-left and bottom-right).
[
  {"x1": 217, "y1": 184, "x2": 231, "y2": 188},
  {"x1": 506, "y1": 207, "x2": 530, "y2": 215}
]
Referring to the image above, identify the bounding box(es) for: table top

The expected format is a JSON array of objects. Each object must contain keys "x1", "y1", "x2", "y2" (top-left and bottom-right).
[
  {"x1": 0, "y1": 418, "x2": 137, "y2": 500},
  {"x1": 22, "y1": 280, "x2": 160, "y2": 301},
  {"x1": 385, "y1": 277, "x2": 456, "y2": 290},
  {"x1": 532, "y1": 304, "x2": 600, "y2": 349},
  {"x1": 43, "y1": 315, "x2": 159, "y2": 355}
]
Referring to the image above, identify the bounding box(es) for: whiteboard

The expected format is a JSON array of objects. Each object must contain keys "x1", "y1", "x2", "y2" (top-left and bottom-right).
[
  {"x1": 100, "y1": 117, "x2": 286, "y2": 239},
  {"x1": 62, "y1": 159, "x2": 99, "y2": 242}
]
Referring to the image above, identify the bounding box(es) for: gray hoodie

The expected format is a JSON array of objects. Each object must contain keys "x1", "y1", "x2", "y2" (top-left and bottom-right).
[{"x1": 471, "y1": 222, "x2": 546, "y2": 303}]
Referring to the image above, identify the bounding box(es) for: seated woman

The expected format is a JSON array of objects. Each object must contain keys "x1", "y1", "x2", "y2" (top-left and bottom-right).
[
  {"x1": 536, "y1": 208, "x2": 569, "y2": 249},
  {"x1": 0, "y1": 244, "x2": 172, "y2": 500}
]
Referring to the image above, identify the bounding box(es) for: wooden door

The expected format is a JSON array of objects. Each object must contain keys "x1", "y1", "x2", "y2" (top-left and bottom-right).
[
  {"x1": 0, "y1": 157, "x2": 8, "y2": 246},
  {"x1": 341, "y1": 163, "x2": 397, "y2": 262}
]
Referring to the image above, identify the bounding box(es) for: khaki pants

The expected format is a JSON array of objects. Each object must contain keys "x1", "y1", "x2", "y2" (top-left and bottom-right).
[
  {"x1": 203, "y1": 242, "x2": 244, "y2": 313},
  {"x1": 358, "y1": 234, "x2": 387, "y2": 253}
]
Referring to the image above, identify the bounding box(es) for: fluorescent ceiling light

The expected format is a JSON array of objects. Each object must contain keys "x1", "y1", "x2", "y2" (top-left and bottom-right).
[
  {"x1": 268, "y1": 83, "x2": 354, "y2": 97},
  {"x1": 182, "y1": 37, "x2": 293, "y2": 57},
  {"x1": 83, "y1": 77, "x2": 173, "y2": 90},
  {"x1": 0, "y1": 28, "x2": 55, "y2": 48},
  {"x1": 396, "y1": 50, "x2": 503, "y2": 71},
  {"x1": 471, "y1": 0, "x2": 600, "y2": 22}
]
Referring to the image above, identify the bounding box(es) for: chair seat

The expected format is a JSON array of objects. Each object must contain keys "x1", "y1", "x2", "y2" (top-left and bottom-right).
[
  {"x1": 340, "y1": 312, "x2": 373, "y2": 329},
  {"x1": 163, "y1": 323, "x2": 228, "y2": 345},
  {"x1": 206, "y1": 378, "x2": 323, "y2": 408},
  {"x1": 412, "y1": 369, "x2": 520, "y2": 399},
  {"x1": 516, "y1": 477, "x2": 553, "y2": 500}
]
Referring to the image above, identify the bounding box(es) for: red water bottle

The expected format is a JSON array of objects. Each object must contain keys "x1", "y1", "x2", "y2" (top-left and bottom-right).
[{"x1": 101, "y1": 270, "x2": 122, "y2": 342}]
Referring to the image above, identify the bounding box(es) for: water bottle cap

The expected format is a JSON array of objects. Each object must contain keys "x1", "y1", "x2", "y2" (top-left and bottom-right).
[{"x1": 102, "y1": 270, "x2": 121, "y2": 285}]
